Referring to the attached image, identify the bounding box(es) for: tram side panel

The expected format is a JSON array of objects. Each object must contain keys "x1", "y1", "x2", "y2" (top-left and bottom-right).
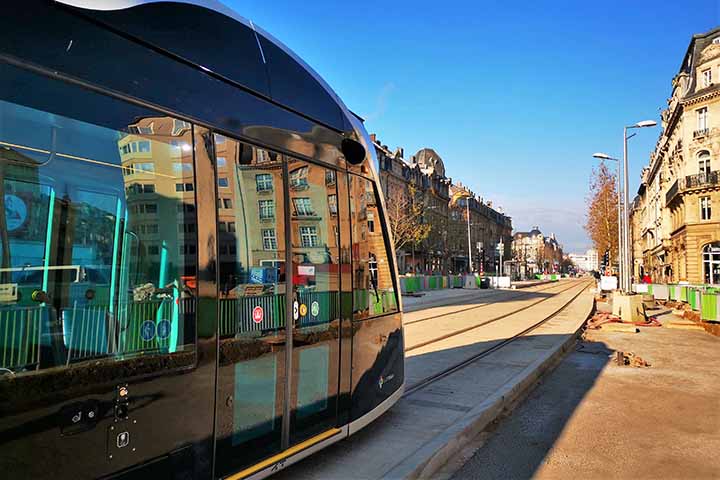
[{"x1": 347, "y1": 174, "x2": 404, "y2": 426}]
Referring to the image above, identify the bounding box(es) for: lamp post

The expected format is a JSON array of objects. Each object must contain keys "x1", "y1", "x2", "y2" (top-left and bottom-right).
[
  {"x1": 592, "y1": 152, "x2": 623, "y2": 286},
  {"x1": 622, "y1": 120, "x2": 657, "y2": 291}
]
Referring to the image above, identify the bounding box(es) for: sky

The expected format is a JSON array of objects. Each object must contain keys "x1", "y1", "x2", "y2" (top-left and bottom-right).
[{"x1": 228, "y1": 0, "x2": 720, "y2": 253}]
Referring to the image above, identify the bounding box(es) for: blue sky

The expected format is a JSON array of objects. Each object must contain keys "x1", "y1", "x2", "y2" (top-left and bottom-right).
[{"x1": 228, "y1": 0, "x2": 719, "y2": 253}]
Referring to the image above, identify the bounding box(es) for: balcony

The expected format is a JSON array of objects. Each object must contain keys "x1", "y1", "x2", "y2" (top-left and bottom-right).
[
  {"x1": 666, "y1": 170, "x2": 719, "y2": 205},
  {"x1": 693, "y1": 128, "x2": 710, "y2": 139}
]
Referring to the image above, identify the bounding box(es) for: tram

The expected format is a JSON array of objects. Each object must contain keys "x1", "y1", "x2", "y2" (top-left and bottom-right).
[{"x1": 0, "y1": 1, "x2": 405, "y2": 478}]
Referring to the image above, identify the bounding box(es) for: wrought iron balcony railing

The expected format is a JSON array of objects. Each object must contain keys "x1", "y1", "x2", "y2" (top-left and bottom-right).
[
  {"x1": 693, "y1": 128, "x2": 710, "y2": 139},
  {"x1": 666, "y1": 170, "x2": 719, "y2": 205}
]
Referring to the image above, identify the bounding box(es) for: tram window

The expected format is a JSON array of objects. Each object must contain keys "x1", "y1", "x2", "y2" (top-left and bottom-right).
[
  {"x1": 215, "y1": 135, "x2": 287, "y2": 339},
  {"x1": 349, "y1": 175, "x2": 399, "y2": 319},
  {"x1": 0, "y1": 94, "x2": 198, "y2": 376}
]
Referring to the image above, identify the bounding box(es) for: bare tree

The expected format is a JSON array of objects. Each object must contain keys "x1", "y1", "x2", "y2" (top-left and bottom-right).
[
  {"x1": 386, "y1": 184, "x2": 431, "y2": 254},
  {"x1": 585, "y1": 161, "x2": 619, "y2": 266}
]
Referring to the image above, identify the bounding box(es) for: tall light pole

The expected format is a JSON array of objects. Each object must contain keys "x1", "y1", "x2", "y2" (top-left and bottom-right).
[
  {"x1": 592, "y1": 153, "x2": 622, "y2": 286},
  {"x1": 622, "y1": 120, "x2": 657, "y2": 291}
]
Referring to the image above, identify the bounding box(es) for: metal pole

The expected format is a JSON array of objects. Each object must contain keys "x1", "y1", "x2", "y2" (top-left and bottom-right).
[
  {"x1": 617, "y1": 161, "x2": 622, "y2": 287},
  {"x1": 466, "y1": 198, "x2": 472, "y2": 273},
  {"x1": 622, "y1": 128, "x2": 631, "y2": 292}
]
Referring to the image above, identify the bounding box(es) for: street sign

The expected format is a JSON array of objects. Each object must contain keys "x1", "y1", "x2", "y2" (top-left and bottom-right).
[
  {"x1": 293, "y1": 301, "x2": 299, "y2": 320},
  {"x1": 156, "y1": 319, "x2": 171, "y2": 339},
  {"x1": 140, "y1": 321, "x2": 156, "y2": 342},
  {"x1": 252, "y1": 306, "x2": 264, "y2": 324},
  {"x1": 311, "y1": 301, "x2": 320, "y2": 317},
  {"x1": 299, "y1": 303, "x2": 308, "y2": 316}
]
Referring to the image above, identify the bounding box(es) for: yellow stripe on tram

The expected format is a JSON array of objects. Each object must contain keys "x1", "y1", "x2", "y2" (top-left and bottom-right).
[{"x1": 225, "y1": 428, "x2": 342, "y2": 480}]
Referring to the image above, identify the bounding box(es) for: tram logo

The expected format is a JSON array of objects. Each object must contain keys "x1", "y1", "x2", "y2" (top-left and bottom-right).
[{"x1": 378, "y1": 373, "x2": 395, "y2": 389}]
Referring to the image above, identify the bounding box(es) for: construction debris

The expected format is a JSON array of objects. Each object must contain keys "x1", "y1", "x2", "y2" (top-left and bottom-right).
[
  {"x1": 587, "y1": 311, "x2": 661, "y2": 331},
  {"x1": 616, "y1": 351, "x2": 651, "y2": 368}
]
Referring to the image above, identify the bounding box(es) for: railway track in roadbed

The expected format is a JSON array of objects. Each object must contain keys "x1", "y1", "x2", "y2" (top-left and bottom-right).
[
  {"x1": 403, "y1": 280, "x2": 581, "y2": 326},
  {"x1": 403, "y1": 279, "x2": 593, "y2": 397}
]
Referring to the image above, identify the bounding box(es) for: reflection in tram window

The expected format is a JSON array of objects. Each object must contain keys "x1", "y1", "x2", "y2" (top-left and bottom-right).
[
  {"x1": 213, "y1": 136, "x2": 289, "y2": 464},
  {"x1": 350, "y1": 175, "x2": 399, "y2": 319},
  {"x1": 0, "y1": 99, "x2": 198, "y2": 375}
]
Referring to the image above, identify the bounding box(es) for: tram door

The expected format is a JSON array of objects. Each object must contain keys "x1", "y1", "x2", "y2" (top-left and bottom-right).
[{"x1": 213, "y1": 138, "x2": 341, "y2": 477}]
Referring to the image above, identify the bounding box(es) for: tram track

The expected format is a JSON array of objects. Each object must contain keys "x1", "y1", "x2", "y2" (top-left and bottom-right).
[
  {"x1": 405, "y1": 280, "x2": 589, "y2": 351},
  {"x1": 403, "y1": 281, "x2": 575, "y2": 326},
  {"x1": 403, "y1": 279, "x2": 592, "y2": 397}
]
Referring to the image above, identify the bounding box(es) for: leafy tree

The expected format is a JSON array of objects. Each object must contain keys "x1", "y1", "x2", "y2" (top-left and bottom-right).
[{"x1": 585, "y1": 161, "x2": 619, "y2": 267}]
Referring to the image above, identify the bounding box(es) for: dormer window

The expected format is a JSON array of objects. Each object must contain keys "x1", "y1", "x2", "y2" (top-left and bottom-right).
[
  {"x1": 702, "y1": 68, "x2": 712, "y2": 88},
  {"x1": 713, "y1": 37, "x2": 720, "y2": 44}
]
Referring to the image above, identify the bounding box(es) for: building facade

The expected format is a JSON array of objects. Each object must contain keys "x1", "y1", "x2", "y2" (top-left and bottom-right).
[
  {"x1": 568, "y1": 249, "x2": 599, "y2": 273},
  {"x1": 511, "y1": 227, "x2": 565, "y2": 278},
  {"x1": 373, "y1": 136, "x2": 512, "y2": 275},
  {"x1": 631, "y1": 27, "x2": 720, "y2": 285}
]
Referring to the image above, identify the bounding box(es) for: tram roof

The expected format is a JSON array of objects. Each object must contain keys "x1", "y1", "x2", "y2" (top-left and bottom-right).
[{"x1": 55, "y1": 0, "x2": 353, "y2": 133}]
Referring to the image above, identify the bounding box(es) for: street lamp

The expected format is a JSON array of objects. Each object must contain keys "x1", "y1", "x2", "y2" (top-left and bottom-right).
[
  {"x1": 592, "y1": 152, "x2": 623, "y2": 285},
  {"x1": 622, "y1": 120, "x2": 657, "y2": 291}
]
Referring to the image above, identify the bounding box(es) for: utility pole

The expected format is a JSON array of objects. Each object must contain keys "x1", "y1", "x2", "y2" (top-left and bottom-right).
[{"x1": 466, "y1": 198, "x2": 472, "y2": 273}]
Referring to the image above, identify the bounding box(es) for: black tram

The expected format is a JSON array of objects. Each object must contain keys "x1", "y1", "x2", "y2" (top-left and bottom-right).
[{"x1": 0, "y1": 1, "x2": 405, "y2": 478}]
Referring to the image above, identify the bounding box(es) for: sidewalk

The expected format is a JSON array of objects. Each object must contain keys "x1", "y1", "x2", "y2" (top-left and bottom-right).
[
  {"x1": 452, "y1": 295, "x2": 720, "y2": 479},
  {"x1": 274, "y1": 284, "x2": 594, "y2": 480}
]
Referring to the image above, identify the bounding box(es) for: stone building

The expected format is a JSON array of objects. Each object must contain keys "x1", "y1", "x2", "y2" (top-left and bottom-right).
[
  {"x1": 631, "y1": 27, "x2": 720, "y2": 285},
  {"x1": 373, "y1": 135, "x2": 512, "y2": 274},
  {"x1": 511, "y1": 227, "x2": 564, "y2": 278}
]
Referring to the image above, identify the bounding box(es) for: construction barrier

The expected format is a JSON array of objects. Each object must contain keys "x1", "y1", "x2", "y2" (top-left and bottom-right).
[{"x1": 632, "y1": 283, "x2": 720, "y2": 322}]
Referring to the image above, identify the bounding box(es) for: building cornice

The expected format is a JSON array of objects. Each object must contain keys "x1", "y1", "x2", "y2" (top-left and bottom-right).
[{"x1": 683, "y1": 85, "x2": 720, "y2": 106}]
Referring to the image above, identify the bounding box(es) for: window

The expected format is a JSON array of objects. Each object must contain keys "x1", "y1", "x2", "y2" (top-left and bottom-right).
[
  {"x1": 698, "y1": 107, "x2": 708, "y2": 130},
  {"x1": 175, "y1": 183, "x2": 194, "y2": 192},
  {"x1": 135, "y1": 162, "x2": 154, "y2": 173},
  {"x1": 293, "y1": 197, "x2": 315, "y2": 216},
  {"x1": 215, "y1": 134, "x2": 226, "y2": 144},
  {"x1": 262, "y1": 229, "x2": 277, "y2": 250},
  {"x1": 219, "y1": 221, "x2": 228, "y2": 233},
  {"x1": 130, "y1": 124, "x2": 153, "y2": 135},
  {"x1": 328, "y1": 194, "x2": 338, "y2": 215},
  {"x1": 177, "y1": 203, "x2": 195, "y2": 213},
  {"x1": 179, "y1": 244, "x2": 197, "y2": 255},
  {"x1": 325, "y1": 169, "x2": 336, "y2": 185},
  {"x1": 349, "y1": 175, "x2": 398, "y2": 319},
  {"x1": 218, "y1": 177, "x2": 229, "y2": 188},
  {"x1": 290, "y1": 166, "x2": 309, "y2": 189},
  {"x1": 137, "y1": 140, "x2": 151, "y2": 153},
  {"x1": 148, "y1": 245, "x2": 160, "y2": 256},
  {"x1": 217, "y1": 156, "x2": 227, "y2": 168},
  {"x1": 256, "y1": 173, "x2": 273, "y2": 192},
  {"x1": 259, "y1": 200, "x2": 275, "y2": 219},
  {"x1": 699, "y1": 151, "x2": 711, "y2": 176},
  {"x1": 172, "y1": 119, "x2": 191, "y2": 135},
  {"x1": 139, "y1": 223, "x2": 159, "y2": 235},
  {"x1": 701, "y1": 196, "x2": 712, "y2": 220},
  {"x1": 178, "y1": 223, "x2": 196, "y2": 233},
  {"x1": 299, "y1": 226, "x2": 318, "y2": 247},
  {"x1": 228, "y1": 222, "x2": 236, "y2": 233},
  {"x1": 702, "y1": 69, "x2": 712, "y2": 88},
  {"x1": 220, "y1": 198, "x2": 232, "y2": 209},
  {"x1": 703, "y1": 242, "x2": 720, "y2": 285},
  {"x1": 173, "y1": 162, "x2": 193, "y2": 174}
]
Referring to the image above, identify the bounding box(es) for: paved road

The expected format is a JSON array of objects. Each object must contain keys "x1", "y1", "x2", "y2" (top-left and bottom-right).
[{"x1": 451, "y1": 303, "x2": 720, "y2": 480}]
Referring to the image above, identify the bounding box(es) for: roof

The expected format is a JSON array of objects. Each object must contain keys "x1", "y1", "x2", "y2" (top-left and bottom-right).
[{"x1": 56, "y1": 0, "x2": 353, "y2": 133}]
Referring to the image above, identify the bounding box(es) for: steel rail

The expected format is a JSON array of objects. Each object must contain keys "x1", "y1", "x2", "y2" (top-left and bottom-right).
[
  {"x1": 403, "y1": 280, "x2": 591, "y2": 397},
  {"x1": 405, "y1": 280, "x2": 589, "y2": 351},
  {"x1": 404, "y1": 281, "x2": 574, "y2": 326}
]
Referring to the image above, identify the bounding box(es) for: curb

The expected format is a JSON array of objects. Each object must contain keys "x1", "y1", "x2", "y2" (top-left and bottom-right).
[{"x1": 386, "y1": 293, "x2": 595, "y2": 479}]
